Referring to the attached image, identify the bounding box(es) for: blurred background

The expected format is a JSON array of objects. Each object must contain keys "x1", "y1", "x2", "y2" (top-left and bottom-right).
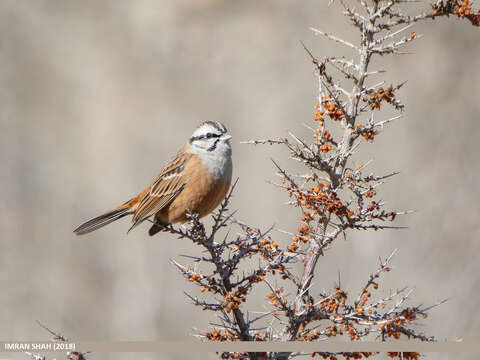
[{"x1": 0, "y1": 1, "x2": 479, "y2": 359}]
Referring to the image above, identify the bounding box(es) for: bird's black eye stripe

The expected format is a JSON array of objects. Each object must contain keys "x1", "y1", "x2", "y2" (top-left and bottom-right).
[{"x1": 190, "y1": 133, "x2": 221, "y2": 143}]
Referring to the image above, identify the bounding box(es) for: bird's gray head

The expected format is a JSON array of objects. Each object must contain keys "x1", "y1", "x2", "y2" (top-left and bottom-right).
[{"x1": 189, "y1": 121, "x2": 232, "y2": 155}]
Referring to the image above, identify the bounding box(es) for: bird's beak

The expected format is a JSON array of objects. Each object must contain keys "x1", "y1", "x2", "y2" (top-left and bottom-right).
[{"x1": 222, "y1": 134, "x2": 232, "y2": 141}]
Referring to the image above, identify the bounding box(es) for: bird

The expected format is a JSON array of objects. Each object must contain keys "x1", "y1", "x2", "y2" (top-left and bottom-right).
[{"x1": 74, "y1": 121, "x2": 232, "y2": 236}]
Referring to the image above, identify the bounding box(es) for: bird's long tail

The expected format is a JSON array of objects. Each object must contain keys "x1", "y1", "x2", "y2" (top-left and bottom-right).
[{"x1": 74, "y1": 205, "x2": 131, "y2": 235}]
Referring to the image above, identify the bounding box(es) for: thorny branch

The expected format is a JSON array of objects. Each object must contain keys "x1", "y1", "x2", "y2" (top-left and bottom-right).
[
  {"x1": 25, "y1": 321, "x2": 88, "y2": 360},
  {"x1": 214, "y1": 0, "x2": 475, "y2": 359}
]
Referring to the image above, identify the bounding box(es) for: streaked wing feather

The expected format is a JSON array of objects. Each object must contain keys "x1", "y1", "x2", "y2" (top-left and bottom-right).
[
  {"x1": 133, "y1": 177, "x2": 185, "y2": 224},
  {"x1": 131, "y1": 151, "x2": 191, "y2": 225}
]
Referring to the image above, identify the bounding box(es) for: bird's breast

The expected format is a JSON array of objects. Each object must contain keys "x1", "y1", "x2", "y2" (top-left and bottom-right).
[{"x1": 157, "y1": 153, "x2": 232, "y2": 223}]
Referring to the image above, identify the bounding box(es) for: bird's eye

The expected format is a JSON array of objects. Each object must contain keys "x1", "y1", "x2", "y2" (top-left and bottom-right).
[{"x1": 205, "y1": 133, "x2": 220, "y2": 139}]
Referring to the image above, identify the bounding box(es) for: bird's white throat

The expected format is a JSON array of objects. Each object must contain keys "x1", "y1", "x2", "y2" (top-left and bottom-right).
[{"x1": 194, "y1": 143, "x2": 232, "y2": 180}]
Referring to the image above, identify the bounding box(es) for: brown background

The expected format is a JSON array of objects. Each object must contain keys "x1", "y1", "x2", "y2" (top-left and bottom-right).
[{"x1": 1, "y1": 1, "x2": 479, "y2": 359}]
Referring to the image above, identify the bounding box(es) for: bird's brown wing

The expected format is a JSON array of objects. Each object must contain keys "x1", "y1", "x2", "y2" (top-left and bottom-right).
[{"x1": 129, "y1": 150, "x2": 192, "y2": 230}]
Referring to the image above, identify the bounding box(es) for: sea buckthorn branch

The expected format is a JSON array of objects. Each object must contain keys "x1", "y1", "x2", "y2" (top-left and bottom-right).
[
  {"x1": 162, "y1": 181, "x2": 301, "y2": 360},
  {"x1": 276, "y1": 251, "x2": 446, "y2": 359},
  {"x1": 24, "y1": 321, "x2": 88, "y2": 360},
  {"x1": 376, "y1": 0, "x2": 480, "y2": 27},
  {"x1": 158, "y1": 186, "x2": 258, "y2": 350},
  {"x1": 237, "y1": 0, "x2": 475, "y2": 359}
]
